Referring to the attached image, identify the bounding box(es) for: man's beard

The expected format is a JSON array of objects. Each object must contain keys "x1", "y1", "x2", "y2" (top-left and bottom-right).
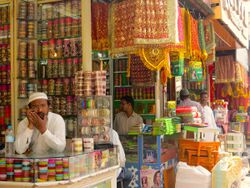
[{"x1": 37, "y1": 112, "x2": 46, "y2": 119}]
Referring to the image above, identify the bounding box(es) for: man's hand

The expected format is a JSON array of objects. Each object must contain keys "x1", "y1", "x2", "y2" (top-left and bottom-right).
[
  {"x1": 27, "y1": 109, "x2": 35, "y2": 129},
  {"x1": 28, "y1": 111, "x2": 48, "y2": 134}
]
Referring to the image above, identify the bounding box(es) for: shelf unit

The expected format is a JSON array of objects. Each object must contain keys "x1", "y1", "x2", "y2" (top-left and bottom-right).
[
  {"x1": 0, "y1": 1, "x2": 13, "y2": 145},
  {"x1": 13, "y1": 0, "x2": 83, "y2": 139},
  {"x1": 36, "y1": 0, "x2": 82, "y2": 138},
  {"x1": 14, "y1": 0, "x2": 38, "y2": 127},
  {"x1": 113, "y1": 56, "x2": 156, "y2": 123},
  {"x1": 120, "y1": 135, "x2": 178, "y2": 188},
  {"x1": 92, "y1": 51, "x2": 112, "y2": 96}
]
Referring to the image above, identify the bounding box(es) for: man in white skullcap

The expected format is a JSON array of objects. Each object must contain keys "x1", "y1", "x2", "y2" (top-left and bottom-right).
[{"x1": 15, "y1": 92, "x2": 66, "y2": 154}]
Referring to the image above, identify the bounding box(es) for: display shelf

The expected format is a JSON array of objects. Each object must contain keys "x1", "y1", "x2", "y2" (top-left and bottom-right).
[
  {"x1": 77, "y1": 96, "x2": 113, "y2": 143},
  {"x1": 17, "y1": 18, "x2": 37, "y2": 21},
  {"x1": 17, "y1": 77, "x2": 37, "y2": 80},
  {"x1": 114, "y1": 99, "x2": 155, "y2": 102},
  {"x1": 114, "y1": 85, "x2": 131, "y2": 88},
  {"x1": 17, "y1": 58, "x2": 37, "y2": 61},
  {"x1": 38, "y1": 56, "x2": 82, "y2": 60},
  {"x1": 0, "y1": 35, "x2": 10, "y2": 39},
  {"x1": 121, "y1": 135, "x2": 178, "y2": 188},
  {"x1": 17, "y1": 37, "x2": 37, "y2": 40},
  {"x1": 38, "y1": 35, "x2": 81, "y2": 41},
  {"x1": 37, "y1": 16, "x2": 80, "y2": 22},
  {"x1": 113, "y1": 71, "x2": 127, "y2": 74},
  {"x1": 0, "y1": 2, "x2": 12, "y2": 146}
]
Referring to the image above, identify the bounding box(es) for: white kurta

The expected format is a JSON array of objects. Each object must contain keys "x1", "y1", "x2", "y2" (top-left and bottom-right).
[{"x1": 15, "y1": 112, "x2": 66, "y2": 154}]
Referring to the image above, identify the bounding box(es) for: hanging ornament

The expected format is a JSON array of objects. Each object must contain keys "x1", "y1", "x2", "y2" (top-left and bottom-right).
[{"x1": 138, "y1": 47, "x2": 169, "y2": 71}]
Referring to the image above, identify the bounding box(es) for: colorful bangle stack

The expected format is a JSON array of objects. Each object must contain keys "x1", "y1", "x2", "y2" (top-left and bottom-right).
[
  {"x1": 55, "y1": 158, "x2": 63, "y2": 181},
  {"x1": 13, "y1": 159, "x2": 22, "y2": 182},
  {"x1": 0, "y1": 158, "x2": 6, "y2": 181},
  {"x1": 47, "y1": 159, "x2": 56, "y2": 181},
  {"x1": 62, "y1": 158, "x2": 69, "y2": 180},
  {"x1": 6, "y1": 158, "x2": 14, "y2": 181},
  {"x1": 37, "y1": 159, "x2": 48, "y2": 182},
  {"x1": 22, "y1": 159, "x2": 32, "y2": 182}
]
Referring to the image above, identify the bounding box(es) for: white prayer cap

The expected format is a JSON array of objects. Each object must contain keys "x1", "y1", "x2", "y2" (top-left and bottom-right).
[{"x1": 28, "y1": 92, "x2": 48, "y2": 104}]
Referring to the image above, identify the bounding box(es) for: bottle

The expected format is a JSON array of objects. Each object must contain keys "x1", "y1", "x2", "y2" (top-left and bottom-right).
[{"x1": 5, "y1": 125, "x2": 14, "y2": 156}]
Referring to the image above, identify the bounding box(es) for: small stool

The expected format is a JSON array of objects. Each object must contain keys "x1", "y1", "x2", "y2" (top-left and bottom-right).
[{"x1": 183, "y1": 126, "x2": 219, "y2": 141}]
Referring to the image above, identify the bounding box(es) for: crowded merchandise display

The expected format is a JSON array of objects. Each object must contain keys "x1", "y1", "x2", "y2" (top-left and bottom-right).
[{"x1": 0, "y1": 0, "x2": 250, "y2": 188}]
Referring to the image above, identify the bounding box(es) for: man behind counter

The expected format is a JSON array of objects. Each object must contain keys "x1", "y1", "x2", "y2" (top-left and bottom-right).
[
  {"x1": 114, "y1": 96, "x2": 143, "y2": 135},
  {"x1": 15, "y1": 92, "x2": 66, "y2": 154}
]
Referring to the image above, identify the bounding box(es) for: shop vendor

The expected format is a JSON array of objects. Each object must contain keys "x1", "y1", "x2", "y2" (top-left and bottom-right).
[
  {"x1": 114, "y1": 95, "x2": 143, "y2": 135},
  {"x1": 15, "y1": 92, "x2": 66, "y2": 154}
]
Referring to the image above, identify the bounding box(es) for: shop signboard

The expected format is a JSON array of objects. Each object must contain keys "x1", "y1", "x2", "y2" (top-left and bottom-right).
[
  {"x1": 175, "y1": 76, "x2": 182, "y2": 92},
  {"x1": 188, "y1": 61, "x2": 203, "y2": 82},
  {"x1": 211, "y1": 0, "x2": 249, "y2": 49}
]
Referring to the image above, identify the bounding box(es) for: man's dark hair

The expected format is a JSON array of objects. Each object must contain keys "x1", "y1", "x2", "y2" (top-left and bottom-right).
[{"x1": 120, "y1": 95, "x2": 134, "y2": 109}]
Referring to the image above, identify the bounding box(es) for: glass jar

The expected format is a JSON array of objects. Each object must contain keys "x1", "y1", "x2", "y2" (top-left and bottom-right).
[
  {"x1": 27, "y1": 41, "x2": 35, "y2": 59},
  {"x1": 63, "y1": 78, "x2": 70, "y2": 95},
  {"x1": 58, "y1": 59, "x2": 65, "y2": 78},
  {"x1": 49, "y1": 39, "x2": 55, "y2": 58},
  {"x1": 41, "y1": 41, "x2": 48, "y2": 58},
  {"x1": 19, "y1": 80, "x2": 27, "y2": 98},
  {"x1": 60, "y1": 97, "x2": 66, "y2": 115},
  {"x1": 56, "y1": 39, "x2": 63, "y2": 58},
  {"x1": 59, "y1": 18, "x2": 65, "y2": 38},
  {"x1": 40, "y1": 79, "x2": 48, "y2": 94},
  {"x1": 18, "y1": 41, "x2": 27, "y2": 59},
  {"x1": 66, "y1": 96, "x2": 73, "y2": 115},
  {"x1": 52, "y1": 59, "x2": 58, "y2": 78},
  {"x1": 18, "y1": 2, "x2": 27, "y2": 19},
  {"x1": 27, "y1": 2, "x2": 35, "y2": 20},
  {"x1": 47, "y1": 59, "x2": 53, "y2": 78},
  {"x1": 48, "y1": 79, "x2": 55, "y2": 95},
  {"x1": 27, "y1": 21, "x2": 35, "y2": 38},
  {"x1": 55, "y1": 78, "x2": 62, "y2": 96},
  {"x1": 18, "y1": 21, "x2": 26, "y2": 38},
  {"x1": 65, "y1": 17, "x2": 71, "y2": 37},
  {"x1": 65, "y1": 58, "x2": 72, "y2": 77},
  {"x1": 19, "y1": 60, "x2": 27, "y2": 78},
  {"x1": 28, "y1": 60, "x2": 36, "y2": 79},
  {"x1": 53, "y1": 19, "x2": 59, "y2": 38},
  {"x1": 47, "y1": 20, "x2": 53, "y2": 39}
]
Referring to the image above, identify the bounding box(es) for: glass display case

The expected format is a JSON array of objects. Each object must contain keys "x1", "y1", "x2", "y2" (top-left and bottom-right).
[
  {"x1": 120, "y1": 135, "x2": 139, "y2": 163},
  {"x1": 77, "y1": 96, "x2": 112, "y2": 143},
  {"x1": 0, "y1": 147, "x2": 118, "y2": 183}
]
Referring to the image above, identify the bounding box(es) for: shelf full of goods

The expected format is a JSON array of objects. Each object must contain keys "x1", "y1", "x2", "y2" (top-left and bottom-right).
[
  {"x1": 0, "y1": 4, "x2": 11, "y2": 145},
  {"x1": 73, "y1": 70, "x2": 112, "y2": 154},
  {"x1": 17, "y1": 0, "x2": 82, "y2": 139},
  {"x1": 113, "y1": 55, "x2": 156, "y2": 124}
]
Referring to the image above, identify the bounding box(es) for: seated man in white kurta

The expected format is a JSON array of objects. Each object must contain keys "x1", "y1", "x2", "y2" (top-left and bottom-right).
[{"x1": 15, "y1": 92, "x2": 66, "y2": 154}]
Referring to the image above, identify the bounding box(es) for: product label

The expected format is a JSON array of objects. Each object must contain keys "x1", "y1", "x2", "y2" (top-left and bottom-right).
[
  {"x1": 189, "y1": 61, "x2": 203, "y2": 82},
  {"x1": 6, "y1": 135, "x2": 14, "y2": 143}
]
